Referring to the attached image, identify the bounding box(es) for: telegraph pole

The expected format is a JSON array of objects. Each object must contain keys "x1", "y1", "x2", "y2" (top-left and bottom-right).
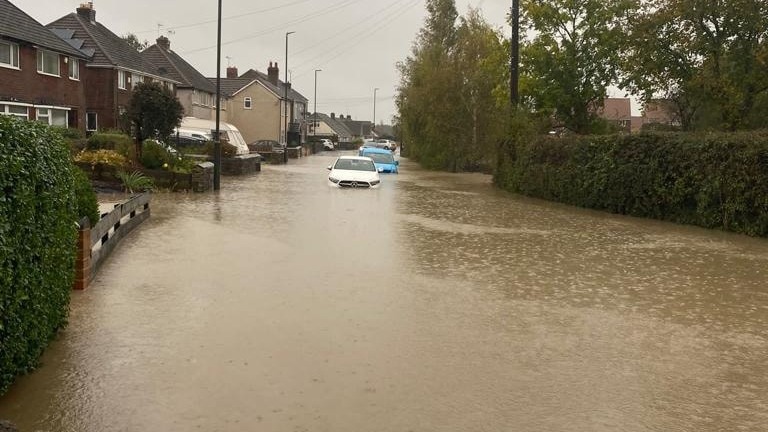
[{"x1": 510, "y1": 0, "x2": 520, "y2": 107}]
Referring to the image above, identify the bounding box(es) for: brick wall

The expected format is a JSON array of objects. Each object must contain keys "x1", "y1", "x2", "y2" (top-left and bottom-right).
[{"x1": 0, "y1": 43, "x2": 87, "y2": 132}]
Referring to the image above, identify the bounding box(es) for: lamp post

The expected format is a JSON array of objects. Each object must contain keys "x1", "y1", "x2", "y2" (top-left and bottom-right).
[
  {"x1": 510, "y1": 0, "x2": 520, "y2": 107},
  {"x1": 373, "y1": 87, "x2": 379, "y2": 133},
  {"x1": 284, "y1": 31, "x2": 295, "y2": 163},
  {"x1": 313, "y1": 69, "x2": 321, "y2": 138},
  {"x1": 213, "y1": 0, "x2": 222, "y2": 190}
]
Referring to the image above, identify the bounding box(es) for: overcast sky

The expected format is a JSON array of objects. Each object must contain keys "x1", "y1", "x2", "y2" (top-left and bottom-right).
[{"x1": 17, "y1": 0, "x2": 514, "y2": 125}]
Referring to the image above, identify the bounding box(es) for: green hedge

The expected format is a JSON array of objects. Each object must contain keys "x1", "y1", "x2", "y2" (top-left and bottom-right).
[
  {"x1": 495, "y1": 131, "x2": 768, "y2": 236},
  {"x1": 0, "y1": 117, "x2": 79, "y2": 395}
]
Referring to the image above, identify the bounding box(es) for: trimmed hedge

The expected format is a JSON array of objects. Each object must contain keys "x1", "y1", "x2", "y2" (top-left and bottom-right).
[
  {"x1": 0, "y1": 117, "x2": 79, "y2": 395},
  {"x1": 495, "y1": 131, "x2": 768, "y2": 237}
]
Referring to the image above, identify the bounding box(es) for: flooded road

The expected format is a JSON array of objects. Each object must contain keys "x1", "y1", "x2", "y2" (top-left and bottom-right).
[{"x1": 2, "y1": 151, "x2": 768, "y2": 431}]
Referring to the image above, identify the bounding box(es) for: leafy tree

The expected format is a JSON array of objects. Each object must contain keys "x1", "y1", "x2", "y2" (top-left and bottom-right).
[
  {"x1": 520, "y1": 0, "x2": 637, "y2": 134},
  {"x1": 623, "y1": 0, "x2": 768, "y2": 131},
  {"x1": 122, "y1": 33, "x2": 148, "y2": 51},
  {"x1": 126, "y1": 82, "x2": 183, "y2": 160}
]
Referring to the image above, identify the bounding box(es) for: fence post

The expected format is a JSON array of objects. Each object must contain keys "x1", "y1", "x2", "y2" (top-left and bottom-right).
[{"x1": 73, "y1": 217, "x2": 92, "y2": 291}]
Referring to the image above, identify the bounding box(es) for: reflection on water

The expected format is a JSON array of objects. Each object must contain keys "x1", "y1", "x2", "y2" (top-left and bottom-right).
[{"x1": 1, "y1": 154, "x2": 767, "y2": 431}]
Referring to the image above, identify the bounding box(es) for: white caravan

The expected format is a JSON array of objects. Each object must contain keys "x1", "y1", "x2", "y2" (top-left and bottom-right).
[{"x1": 176, "y1": 117, "x2": 250, "y2": 155}]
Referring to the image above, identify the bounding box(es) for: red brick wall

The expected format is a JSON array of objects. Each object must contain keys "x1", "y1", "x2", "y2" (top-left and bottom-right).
[{"x1": 0, "y1": 43, "x2": 87, "y2": 132}]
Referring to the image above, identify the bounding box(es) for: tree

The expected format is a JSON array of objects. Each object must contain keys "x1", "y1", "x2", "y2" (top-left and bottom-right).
[
  {"x1": 623, "y1": 0, "x2": 768, "y2": 131},
  {"x1": 122, "y1": 33, "x2": 148, "y2": 51},
  {"x1": 520, "y1": 0, "x2": 637, "y2": 134},
  {"x1": 126, "y1": 82, "x2": 184, "y2": 160}
]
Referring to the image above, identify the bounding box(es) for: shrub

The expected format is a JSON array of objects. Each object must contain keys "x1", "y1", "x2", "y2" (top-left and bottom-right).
[
  {"x1": 495, "y1": 130, "x2": 768, "y2": 237},
  {"x1": 73, "y1": 167, "x2": 100, "y2": 226},
  {"x1": 116, "y1": 170, "x2": 155, "y2": 194},
  {"x1": 87, "y1": 133, "x2": 134, "y2": 159},
  {"x1": 0, "y1": 116, "x2": 79, "y2": 395},
  {"x1": 140, "y1": 139, "x2": 174, "y2": 169},
  {"x1": 74, "y1": 149, "x2": 129, "y2": 179}
]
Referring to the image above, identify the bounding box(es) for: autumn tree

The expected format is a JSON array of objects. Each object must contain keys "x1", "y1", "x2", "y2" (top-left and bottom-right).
[
  {"x1": 623, "y1": 0, "x2": 768, "y2": 131},
  {"x1": 521, "y1": 0, "x2": 637, "y2": 134}
]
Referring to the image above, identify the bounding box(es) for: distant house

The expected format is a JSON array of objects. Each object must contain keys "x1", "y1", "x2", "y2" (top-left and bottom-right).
[
  {"x1": 640, "y1": 99, "x2": 680, "y2": 129},
  {"x1": 336, "y1": 114, "x2": 373, "y2": 140},
  {"x1": 309, "y1": 112, "x2": 353, "y2": 143},
  {"x1": 47, "y1": 2, "x2": 179, "y2": 133},
  {"x1": 0, "y1": 0, "x2": 89, "y2": 130},
  {"x1": 141, "y1": 36, "x2": 218, "y2": 121},
  {"x1": 213, "y1": 63, "x2": 308, "y2": 145},
  {"x1": 597, "y1": 98, "x2": 632, "y2": 133}
]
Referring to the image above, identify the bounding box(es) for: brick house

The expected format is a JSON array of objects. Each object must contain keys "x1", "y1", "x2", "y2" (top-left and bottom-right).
[
  {"x1": 214, "y1": 64, "x2": 308, "y2": 145},
  {"x1": 0, "y1": 0, "x2": 89, "y2": 130},
  {"x1": 46, "y1": 2, "x2": 178, "y2": 133},
  {"x1": 597, "y1": 98, "x2": 632, "y2": 133},
  {"x1": 141, "y1": 36, "x2": 219, "y2": 121}
]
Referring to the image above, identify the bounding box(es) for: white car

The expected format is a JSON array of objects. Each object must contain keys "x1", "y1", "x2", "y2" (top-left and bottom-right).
[
  {"x1": 321, "y1": 139, "x2": 334, "y2": 150},
  {"x1": 327, "y1": 156, "x2": 381, "y2": 188}
]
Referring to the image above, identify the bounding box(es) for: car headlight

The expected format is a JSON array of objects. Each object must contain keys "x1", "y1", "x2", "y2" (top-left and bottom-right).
[
  {"x1": 370, "y1": 180, "x2": 380, "y2": 185},
  {"x1": 329, "y1": 176, "x2": 340, "y2": 184}
]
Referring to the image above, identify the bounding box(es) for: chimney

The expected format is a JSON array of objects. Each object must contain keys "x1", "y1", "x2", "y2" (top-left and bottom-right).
[
  {"x1": 76, "y1": 2, "x2": 96, "y2": 23},
  {"x1": 226, "y1": 66, "x2": 238, "y2": 78},
  {"x1": 156, "y1": 36, "x2": 170, "y2": 51},
  {"x1": 267, "y1": 61, "x2": 279, "y2": 86},
  {"x1": 330, "y1": 113, "x2": 335, "y2": 119}
]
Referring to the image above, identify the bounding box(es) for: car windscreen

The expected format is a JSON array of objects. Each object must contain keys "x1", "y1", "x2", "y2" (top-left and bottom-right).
[
  {"x1": 334, "y1": 159, "x2": 376, "y2": 172},
  {"x1": 366, "y1": 153, "x2": 395, "y2": 164}
]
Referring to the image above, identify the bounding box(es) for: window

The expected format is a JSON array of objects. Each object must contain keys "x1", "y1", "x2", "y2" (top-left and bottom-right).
[
  {"x1": 0, "y1": 41, "x2": 19, "y2": 68},
  {"x1": 68, "y1": 58, "x2": 79, "y2": 80},
  {"x1": 0, "y1": 104, "x2": 29, "y2": 119},
  {"x1": 118, "y1": 70, "x2": 127, "y2": 89},
  {"x1": 86, "y1": 112, "x2": 98, "y2": 131},
  {"x1": 37, "y1": 49, "x2": 60, "y2": 76},
  {"x1": 244, "y1": 97, "x2": 252, "y2": 109},
  {"x1": 132, "y1": 73, "x2": 142, "y2": 89},
  {"x1": 36, "y1": 108, "x2": 69, "y2": 127}
]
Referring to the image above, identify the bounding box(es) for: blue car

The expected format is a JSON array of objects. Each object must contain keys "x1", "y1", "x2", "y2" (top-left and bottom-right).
[{"x1": 358, "y1": 146, "x2": 399, "y2": 173}]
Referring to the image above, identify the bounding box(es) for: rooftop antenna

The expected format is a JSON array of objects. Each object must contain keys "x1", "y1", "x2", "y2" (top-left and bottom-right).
[
  {"x1": 157, "y1": 23, "x2": 163, "y2": 37},
  {"x1": 167, "y1": 29, "x2": 176, "y2": 37},
  {"x1": 226, "y1": 56, "x2": 233, "y2": 67}
]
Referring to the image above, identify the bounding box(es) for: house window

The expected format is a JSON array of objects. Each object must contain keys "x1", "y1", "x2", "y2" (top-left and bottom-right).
[
  {"x1": 0, "y1": 103, "x2": 29, "y2": 119},
  {"x1": 0, "y1": 41, "x2": 19, "y2": 69},
  {"x1": 244, "y1": 97, "x2": 252, "y2": 109},
  {"x1": 37, "y1": 49, "x2": 60, "y2": 76},
  {"x1": 86, "y1": 112, "x2": 98, "y2": 131},
  {"x1": 118, "y1": 70, "x2": 127, "y2": 89},
  {"x1": 68, "y1": 58, "x2": 79, "y2": 80},
  {"x1": 36, "y1": 108, "x2": 69, "y2": 127},
  {"x1": 132, "y1": 73, "x2": 142, "y2": 89}
]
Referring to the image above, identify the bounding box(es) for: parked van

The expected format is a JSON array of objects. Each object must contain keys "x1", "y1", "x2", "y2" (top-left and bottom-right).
[{"x1": 175, "y1": 117, "x2": 250, "y2": 155}]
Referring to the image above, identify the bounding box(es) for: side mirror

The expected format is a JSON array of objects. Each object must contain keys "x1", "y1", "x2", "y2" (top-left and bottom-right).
[
  {"x1": 395, "y1": 161, "x2": 399, "y2": 166},
  {"x1": 327, "y1": 165, "x2": 332, "y2": 171}
]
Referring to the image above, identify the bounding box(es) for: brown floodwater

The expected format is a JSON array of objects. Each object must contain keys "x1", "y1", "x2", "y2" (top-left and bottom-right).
[{"x1": 1, "y1": 151, "x2": 767, "y2": 431}]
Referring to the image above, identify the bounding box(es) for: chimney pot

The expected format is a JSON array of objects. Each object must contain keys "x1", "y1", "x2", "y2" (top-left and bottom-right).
[
  {"x1": 331, "y1": 113, "x2": 335, "y2": 119},
  {"x1": 76, "y1": 2, "x2": 96, "y2": 23},
  {"x1": 267, "y1": 61, "x2": 279, "y2": 86},
  {"x1": 156, "y1": 36, "x2": 170, "y2": 50},
  {"x1": 226, "y1": 66, "x2": 238, "y2": 78}
]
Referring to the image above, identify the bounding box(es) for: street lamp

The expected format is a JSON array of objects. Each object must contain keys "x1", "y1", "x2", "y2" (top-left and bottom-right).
[
  {"x1": 313, "y1": 69, "x2": 321, "y2": 137},
  {"x1": 284, "y1": 31, "x2": 295, "y2": 163},
  {"x1": 213, "y1": 0, "x2": 222, "y2": 190},
  {"x1": 373, "y1": 87, "x2": 379, "y2": 133}
]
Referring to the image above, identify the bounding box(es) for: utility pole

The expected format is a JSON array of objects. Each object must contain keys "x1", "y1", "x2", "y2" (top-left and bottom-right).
[
  {"x1": 373, "y1": 87, "x2": 379, "y2": 133},
  {"x1": 510, "y1": 0, "x2": 520, "y2": 107},
  {"x1": 213, "y1": 0, "x2": 222, "y2": 190},
  {"x1": 314, "y1": 69, "x2": 321, "y2": 138},
  {"x1": 284, "y1": 31, "x2": 295, "y2": 163}
]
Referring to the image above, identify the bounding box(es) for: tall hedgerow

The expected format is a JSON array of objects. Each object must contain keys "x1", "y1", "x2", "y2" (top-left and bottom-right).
[{"x1": 0, "y1": 117, "x2": 79, "y2": 394}]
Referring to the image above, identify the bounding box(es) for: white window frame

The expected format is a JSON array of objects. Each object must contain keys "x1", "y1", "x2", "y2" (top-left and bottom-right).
[
  {"x1": 0, "y1": 103, "x2": 30, "y2": 119},
  {"x1": 118, "y1": 70, "x2": 127, "y2": 89},
  {"x1": 86, "y1": 112, "x2": 98, "y2": 131},
  {"x1": 244, "y1": 97, "x2": 252, "y2": 109},
  {"x1": 0, "y1": 41, "x2": 20, "y2": 69},
  {"x1": 37, "y1": 49, "x2": 60, "y2": 77},
  {"x1": 68, "y1": 57, "x2": 80, "y2": 80},
  {"x1": 35, "y1": 106, "x2": 70, "y2": 127}
]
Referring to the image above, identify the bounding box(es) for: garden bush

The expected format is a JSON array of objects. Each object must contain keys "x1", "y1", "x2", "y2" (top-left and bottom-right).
[
  {"x1": 0, "y1": 117, "x2": 79, "y2": 395},
  {"x1": 87, "y1": 133, "x2": 134, "y2": 159},
  {"x1": 495, "y1": 130, "x2": 768, "y2": 237},
  {"x1": 140, "y1": 139, "x2": 175, "y2": 169},
  {"x1": 74, "y1": 149, "x2": 129, "y2": 180}
]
